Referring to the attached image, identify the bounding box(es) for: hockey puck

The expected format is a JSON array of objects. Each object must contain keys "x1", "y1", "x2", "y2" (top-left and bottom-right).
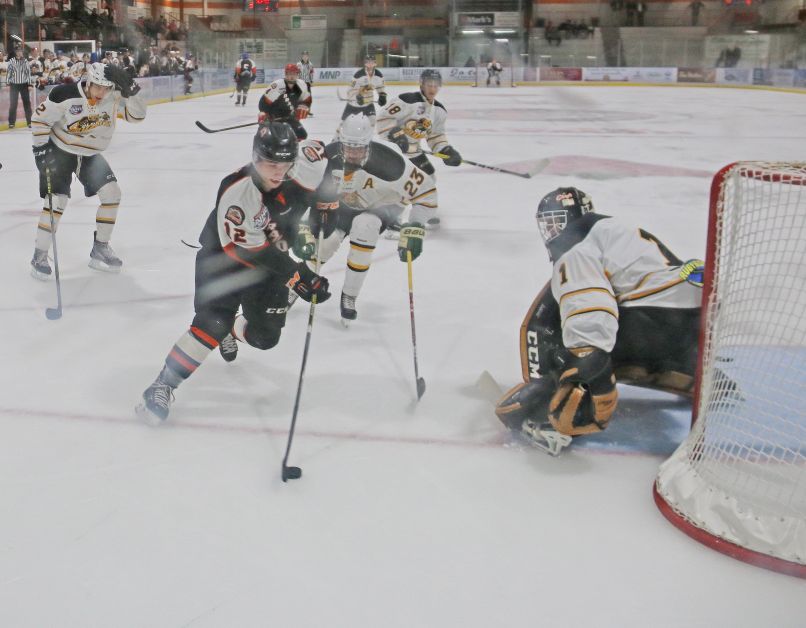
[{"x1": 282, "y1": 465, "x2": 302, "y2": 481}]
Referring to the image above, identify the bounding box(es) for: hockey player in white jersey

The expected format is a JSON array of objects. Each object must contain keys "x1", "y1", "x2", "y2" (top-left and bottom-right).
[
  {"x1": 307, "y1": 113, "x2": 437, "y2": 325},
  {"x1": 495, "y1": 187, "x2": 704, "y2": 456},
  {"x1": 377, "y1": 68, "x2": 462, "y2": 231},
  {"x1": 29, "y1": 62, "x2": 146, "y2": 279},
  {"x1": 136, "y1": 122, "x2": 331, "y2": 423},
  {"x1": 341, "y1": 54, "x2": 387, "y2": 125}
]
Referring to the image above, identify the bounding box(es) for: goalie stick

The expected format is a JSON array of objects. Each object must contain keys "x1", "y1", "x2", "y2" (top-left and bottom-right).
[{"x1": 195, "y1": 120, "x2": 259, "y2": 134}]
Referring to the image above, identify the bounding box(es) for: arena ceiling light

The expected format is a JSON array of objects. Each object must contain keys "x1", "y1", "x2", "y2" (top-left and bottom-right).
[
  {"x1": 495, "y1": 38, "x2": 509, "y2": 42},
  {"x1": 462, "y1": 29, "x2": 484, "y2": 34},
  {"x1": 493, "y1": 29, "x2": 516, "y2": 34}
]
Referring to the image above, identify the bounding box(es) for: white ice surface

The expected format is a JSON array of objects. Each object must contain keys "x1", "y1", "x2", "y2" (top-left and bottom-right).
[{"x1": 1, "y1": 85, "x2": 805, "y2": 627}]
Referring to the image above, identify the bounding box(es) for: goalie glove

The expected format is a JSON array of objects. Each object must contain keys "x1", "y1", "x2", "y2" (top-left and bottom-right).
[
  {"x1": 388, "y1": 126, "x2": 410, "y2": 153},
  {"x1": 397, "y1": 222, "x2": 425, "y2": 262},
  {"x1": 439, "y1": 145, "x2": 462, "y2": 167},
  {"x1": 292, "y1": 224, "x2": 316, "y2": 260},
  {"x1": 286, "y1": 262, "x2": 330, "y2": 303},
  {"x1": 548, "y1": 347, "x2": 618, "y2": 436}
]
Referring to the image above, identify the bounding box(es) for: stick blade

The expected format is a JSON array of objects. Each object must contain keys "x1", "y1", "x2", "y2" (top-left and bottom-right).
[
  {"x1": 282, "y1": 465, "x2": 302, "y2": 482},
  {"x1": 45, "y1": 307, "x2": 62, "y2": 320},
  {"x1": 194, "y1": 120, "x2": 212, "y2": 133},
  {"x1": 416, "y1": 377, "x2": 426, "y2": 400}
]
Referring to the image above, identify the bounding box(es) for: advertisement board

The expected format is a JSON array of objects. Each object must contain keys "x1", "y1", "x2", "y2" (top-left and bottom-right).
[
  {"x1": 752, "y1": 68, "x2": 795, "y2": 87},
  {"x1": 539, "y1": 67, "x2": 582, "y2": 81},
  {"x1": 582, "y1": 67, "x2": 677, "y2": 83},
  {"x1": 715, "y1": 68, "x2": 752, "y2": 85},
  {"x1": 677, "y1": 67, "x2": 716, "y2": 83}
]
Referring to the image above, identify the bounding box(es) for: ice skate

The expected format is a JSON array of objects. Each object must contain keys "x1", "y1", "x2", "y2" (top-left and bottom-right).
[
  {"x1": 340, "y1": 292, "x2": 357, "y2": 327},
  {"x1": 521, "y1": 419, "x2": 572, "y2": 457},
  {"x1": 30, "y1": 248, "x2": 52, "y2": 281},
  {"x1": 219, "y1": 333, "x2": 238, "y2": 362},
  {"x1": 88, "y1": 233, "x2": 123, "y2": 273},
  {"x1": 136, "y1": 380, "x2": 175, "y2": 425}
]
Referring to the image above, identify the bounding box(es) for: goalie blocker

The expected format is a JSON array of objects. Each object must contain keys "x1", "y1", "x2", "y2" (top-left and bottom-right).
[{"x1": 496, "y1": 187, "x2": 704, "y2": 455}]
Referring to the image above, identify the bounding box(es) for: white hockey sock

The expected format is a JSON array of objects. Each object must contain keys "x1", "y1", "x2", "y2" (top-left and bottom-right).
[{"x1": 34, "y1": 193, "x2": 68, "y2": 252}]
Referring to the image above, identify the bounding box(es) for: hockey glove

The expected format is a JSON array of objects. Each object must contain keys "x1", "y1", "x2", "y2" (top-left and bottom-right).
[
  {"x1": 549, "y1": 347, "x2": 617, "y2": 436},
  {"x1": 355, "y1": 93, "x2": 365, "y2": 106},
  {"x1": 378, "y1": 92, "x2": 387, "y2": 107},
  {"x1": 295, "y1": 104, "x2": 309, "y2": 120},
  {"x1": 32, "y1": 141, "x2": 57, "y2": 173},
  {"x1": 286, "y1": 262, "x2": 330, "y2": 303},
  {"x1": 439, "y1": 145, "x2": 462, "y2": 167},
  {"x1": 292, "y1": 224, "x2": 316, "y2": 261},
  {"x1": 104, "y1": 64, "x2": 140, "y2": 97},
  {"x1": 397, "y1": 222, "x2": 425, "y2": 262},
  {"x1": 388, "y1": 126, "x2": 410, "y2": 153}
]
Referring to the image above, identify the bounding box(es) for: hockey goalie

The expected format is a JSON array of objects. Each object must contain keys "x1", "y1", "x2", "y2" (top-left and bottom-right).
[{"x1": 496, "y1": 187, "x2": 705, "y2": 456}]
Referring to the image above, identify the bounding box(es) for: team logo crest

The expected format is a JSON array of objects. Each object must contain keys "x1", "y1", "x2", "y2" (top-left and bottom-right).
[
  {"x1": 225, "y1": 205, "x2": 245, "y2": 226},
  {"x1": 253, "y1": 204, "x2": 270, "y2": 229},
  {"x1": 69, "y1": 104, "x2": 83, "y2": 115}
]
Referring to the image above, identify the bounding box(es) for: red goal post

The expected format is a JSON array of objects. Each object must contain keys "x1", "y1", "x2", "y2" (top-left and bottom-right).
[{"x1": 653, "y1": 162, "x2": 806, "y2": 578}]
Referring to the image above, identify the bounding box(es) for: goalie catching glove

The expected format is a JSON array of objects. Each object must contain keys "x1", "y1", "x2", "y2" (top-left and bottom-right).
[
  {"x1": 104, "y1": 65, "x2": 140, "y2": 97},
  {"x1": 548, "y1": 347, "x2": 618, "y2": 436},
  {"x1": 286, "y1": 262, "x2": 330, "y2": 303},
  {"x1": 397, "y1": 222, "x2": 425, "y2": 262}
]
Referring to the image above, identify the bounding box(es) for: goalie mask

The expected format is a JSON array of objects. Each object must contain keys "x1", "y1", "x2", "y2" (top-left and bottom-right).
[
  {"x1": 339, "y1": 113, "x2": 374, "y2": 169},
  {"x1": 536, "y1": 187, "x2": 594, "y2": 244}
]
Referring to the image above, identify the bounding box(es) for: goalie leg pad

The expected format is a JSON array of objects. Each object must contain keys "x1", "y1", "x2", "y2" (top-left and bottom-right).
[{"x1": 495, "y1": 378, "x2": 554, "y2": 430}]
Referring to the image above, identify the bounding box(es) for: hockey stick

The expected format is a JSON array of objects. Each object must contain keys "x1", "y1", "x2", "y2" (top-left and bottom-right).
[
  {"x1": 406, "y1": 250, "x2": 426, "y2": 400},
  {"x1": 44, "y1": 168, "x2": 63, "y2": 320},
  {"x1": 281, "y1": 214, "x2": 327, "y2": 482},
  {"x1": 195, "y1": 120, "x2": 259, "y2": 134},
  {"x1": 229, "y1": 87, "x2": 237, "y2": 99},
  {"x1": 428, "y1": 151, "x2": 532, "y2": 179},
  {"x1": 336, "y1": 87, "x2": 377, "y2": 104}
]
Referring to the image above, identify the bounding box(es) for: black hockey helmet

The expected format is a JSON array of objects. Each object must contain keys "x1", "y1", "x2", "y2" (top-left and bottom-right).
[
  {"x1": 252, "y1": 121, "x2": 298, "y2": 163},
  {"x1": 420, "y1": 68, "x2": 442, "y2": 86},
  {"x1": 536, "y1": 187, "x2": 594, "y2": 243}
]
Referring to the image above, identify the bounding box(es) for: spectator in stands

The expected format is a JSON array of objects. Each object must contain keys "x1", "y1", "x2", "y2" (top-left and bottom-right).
[
  {"x1": 636, "y1": 1, "x2": 646, "y2": 26},
  {"x1": 545, "y1": 21, "x2": 562, "y2": 46},
  {"x1": 689, "y1": 0, "x2": 704, "y2": 26},
  {"x1": 625, "y1": 1, "x2": 636, "y2": 26}
]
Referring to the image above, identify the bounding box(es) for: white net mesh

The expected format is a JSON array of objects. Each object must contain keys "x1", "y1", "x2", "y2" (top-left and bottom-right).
[{"x1": 656, "y1": 162, "x2": 806, "y2": 571}]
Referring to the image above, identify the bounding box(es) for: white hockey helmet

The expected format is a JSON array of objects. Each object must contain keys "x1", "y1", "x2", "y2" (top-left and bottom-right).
[
  {"x1": 86, "y1": 62, "x2": 114, "y2": 88},
  {"x1": 340, "y1": 113, "x2": 374, "y2": 167}
]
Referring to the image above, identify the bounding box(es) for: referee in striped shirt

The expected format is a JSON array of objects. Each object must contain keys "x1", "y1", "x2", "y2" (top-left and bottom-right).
[{"x1": 7, "y1": 47, "x2": 33, "y2": 129}]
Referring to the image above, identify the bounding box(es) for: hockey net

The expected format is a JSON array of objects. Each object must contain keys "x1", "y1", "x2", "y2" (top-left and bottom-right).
[
  {"x1": 473, "y1": 65, "x2": 516, "y2": 88},
  {"x1": 654, "y1": 162, "x2": 806, "y2": 578}
]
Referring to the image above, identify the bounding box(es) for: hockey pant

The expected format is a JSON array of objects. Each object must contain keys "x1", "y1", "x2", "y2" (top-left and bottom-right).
[
  {"x1": 161, "y1": 245, "x2": 291, "y2": 384},
  {"x1": 35, "y1": 147, "x2": 122, "y2": 252},
  {"x1": 310, "y1": 205, "x2": 402, "y2": 299}
]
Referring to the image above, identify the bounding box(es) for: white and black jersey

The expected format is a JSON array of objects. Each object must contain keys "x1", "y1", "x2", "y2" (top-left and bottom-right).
[
  {"x1": 319, "y1": 140, "x2": 437, "y2": 217},
  {"x1": 346, "y1": 67, "x2": 386, "y2": 107},
  {"x1": 31, "y1": 81, "x2": 147, "y2": 156},
  {"x1": 546, "y1": 214, "x2": 701, "y2": 353},
  {"x1": 259, "y1": 78, "x2": 311, "y2": 119},
  {"x1": 198, "y1": 139, "x2": 328, "y2": 275},
  {"x1": 296, "y1": 60, "x2": 314, "y2": 84},
  {"x1": 376, "y1": 90, "x2": 450, "y2": 159}
]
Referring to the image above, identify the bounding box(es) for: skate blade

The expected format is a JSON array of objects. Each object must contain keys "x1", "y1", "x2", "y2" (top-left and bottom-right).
[
  {"x1": 135, "y1": 403, "x2": 166, "y2": 427},
  {"x1": 88, "y1": 259, "x2": 122, "y2": 273},
  {"x1": 30, "y1": 267, "x2": 51, "y2": 281}
]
